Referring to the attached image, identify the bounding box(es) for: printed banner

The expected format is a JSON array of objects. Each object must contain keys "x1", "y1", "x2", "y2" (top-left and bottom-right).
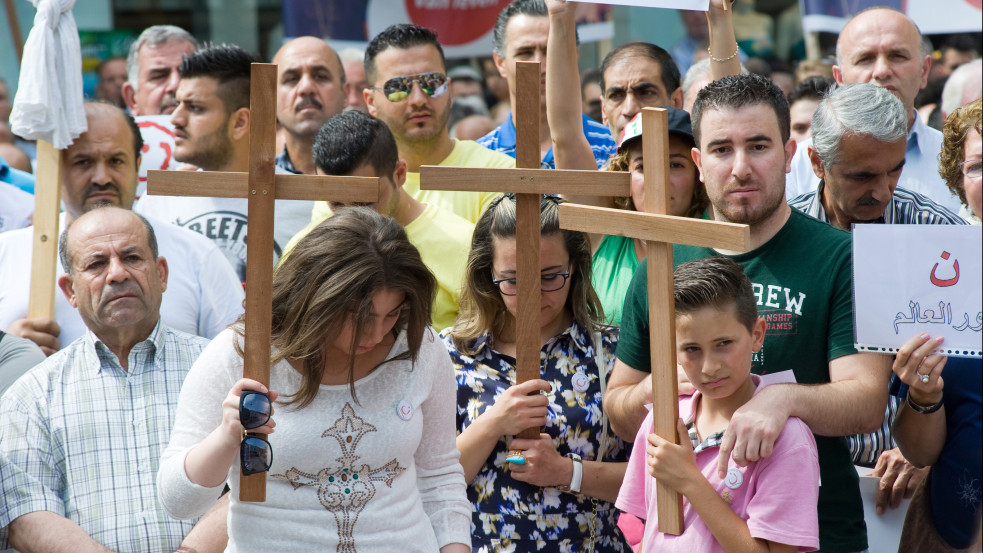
[
  {"x1": 134, "y1": 115, "x2": 178, "y2": 200},
  {"x1": 800, "y1": 0, "x2": 983, "y2": 35},
  {"x1": 576, "y1": 0, "x2": 708, "y2": 9},
  {"x1": 853, "y1": 225, "x2": 982, "y2": 358},
  {"x1": 282, "y1": 0, "x2": 617, "y2": 57}
]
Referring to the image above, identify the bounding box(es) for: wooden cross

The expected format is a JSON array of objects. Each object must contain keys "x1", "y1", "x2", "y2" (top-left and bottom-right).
[
  {"x1": 421, "y1": 60, "x2": 629, "y2": 443},
  {"x1": 147, "y1": 63, "x2": 380, "y2": 502},
  {"x1": 558, "y1": 107, "x2": 750, "y2": 535},
  {"x1": 27, "y1": 141, "x2": 64, "y2": 321}
]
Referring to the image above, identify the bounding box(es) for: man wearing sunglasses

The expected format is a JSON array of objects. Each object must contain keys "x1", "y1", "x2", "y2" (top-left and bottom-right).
[
  {"x1": 478, "y1": 0, "x2": 617, "y2": 170},
  {"x1": 0, "y1": 207, "x2": 227, "y2": 553},
  {"x1": 309, "y1": 24, "x2": 515, "y2": 228}
]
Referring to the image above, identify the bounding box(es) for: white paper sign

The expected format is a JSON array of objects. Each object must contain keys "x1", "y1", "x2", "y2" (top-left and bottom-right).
[
  {"x1": 855, "y1": 466, "x2": 909, "y2": 553},
  {"x1": 853, "y1": 225, "x2": 982, "y2": 358},
  {"x1": 134, "y1": 115, "x2": 178, "y2": 200},
  {"x1": 575, "y1": 0, "x2": 709, "y2": 10}
]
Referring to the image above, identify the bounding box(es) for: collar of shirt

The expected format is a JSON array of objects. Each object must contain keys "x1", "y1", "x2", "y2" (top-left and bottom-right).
[
  {"x1": 908, "y1": 111, "x2": 933, "y2": 156},
  {"x1": 682, "y1": 374, "x2": 762, "y2": 453},
  {"x1": 806, "y1": 180, "x2": 890, "y2": 224},
  {"x1": 469, "y1": 319, "x2": 596, "y2": 357},
  {"x1": 82, "y1": 318, "x2": 164, "y2": 376},
  {"x1": 275, "y1": 146, "x2": 301, "y2": 174}
]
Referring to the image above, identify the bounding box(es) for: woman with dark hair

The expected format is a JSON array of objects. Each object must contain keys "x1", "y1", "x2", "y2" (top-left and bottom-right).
[
  {"x1": 443, "y1": 194, "x2": 630, "y2": 552},
  {"x1": 158, "y1": 208, "x2": 471, "y2": 552}
]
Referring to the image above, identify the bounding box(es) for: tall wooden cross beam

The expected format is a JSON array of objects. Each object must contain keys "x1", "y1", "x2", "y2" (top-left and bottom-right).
[
  {"x1": 147, "y1": 63, "x2": 380, "y2": 502},
  {"x1": 27, "y1": 142, "x2": 63, "y2": 321},
  {"x1": 421, "y1": 61, "x2": 629, "y2": 442},
  {"x1": 558, "y1": 107, "x2": 751, "y2": 535}
]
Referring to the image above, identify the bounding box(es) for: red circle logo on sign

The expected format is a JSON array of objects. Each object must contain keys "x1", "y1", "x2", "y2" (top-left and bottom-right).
[{"x1": 405, "y1": 0, "x2": 513, "y2": 46}]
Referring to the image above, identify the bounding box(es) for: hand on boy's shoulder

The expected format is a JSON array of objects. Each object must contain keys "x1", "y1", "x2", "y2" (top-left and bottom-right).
[{"x1": 716, "y1": 386, "x2": 792, "y2": 479}]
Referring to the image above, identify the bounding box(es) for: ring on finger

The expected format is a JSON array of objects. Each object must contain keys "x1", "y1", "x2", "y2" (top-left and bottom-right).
[{"x1": 918, "y1": 372, "x2": 930, "y2": 383}]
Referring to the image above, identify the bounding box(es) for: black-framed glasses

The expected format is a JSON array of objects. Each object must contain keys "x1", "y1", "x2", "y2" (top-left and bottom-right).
[
  {"x1": 373, "y1": 72, "x2": 447, "y2": 102},
  {"x1": 239, "y1": 391, "x2": 273, "y2": 476},
  {"x1": 492, "y1": 266, "x2": 571, "y2": 296}
]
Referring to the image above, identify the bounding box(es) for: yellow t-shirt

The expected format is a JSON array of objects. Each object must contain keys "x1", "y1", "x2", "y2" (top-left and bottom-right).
[
  {"x1": 284, "y1": 203, "x2": 475, "y2": 331},
  {"x1": 309, "y1": 139, "x2": 514, "y2": 225}
]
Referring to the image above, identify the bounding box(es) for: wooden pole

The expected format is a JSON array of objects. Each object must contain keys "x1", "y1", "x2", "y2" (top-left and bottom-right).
[
  {"x1": 27, "y1": 141, "x2": 62, "y2": 319},
  {"x1": 3, "y1": 0, "x2": 23, "y2": 65}
]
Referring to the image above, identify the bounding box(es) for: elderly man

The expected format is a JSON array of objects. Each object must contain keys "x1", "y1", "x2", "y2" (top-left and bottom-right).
[
  {"x1": 0, "y1": 206, "x2": 227, "y2": 553},
  {"x1": 272, "y1": 37, "x2": 347, "y2": 175},
  {"x1": 309, "y1": 24, "x2": 515, "y2": 227},
  {"x1": 786, "y1": 8, "x2": 960, "y2": 213},
  {"x1": 791, "y1": 83, "x2": 965, "y2": 229},
  {"x1": 340, "y1": 47, "x2": 369, "y2": 113},
  {"x1": 136, "y1": 45, "x2": 314, "y2": 281},
  {"x1": 0, "y1": 102, "x2": 242, "y2": 355},
  {"x1": 606, "y1": 74, "x2": 892, "y2": 553},
  {"x1": 477, "y1": 0, "x2": 616, "y2": 169},
  {"x1": 122, "y1": 25, "x2": 198, "y2": 116}
]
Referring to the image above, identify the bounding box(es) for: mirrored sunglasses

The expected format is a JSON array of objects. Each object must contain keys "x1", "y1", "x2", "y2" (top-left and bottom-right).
[{"x1": 376, "y1": 72, "x2": 448, "y2": 102}]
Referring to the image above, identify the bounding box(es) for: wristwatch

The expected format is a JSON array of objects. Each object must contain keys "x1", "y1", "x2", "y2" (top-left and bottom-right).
[
  {"x1": 905, "y1": 390, "x2": 943, "y2": 414},
  {"x1": 558, "y1": 453, "x2": 583, "y2": 494}
]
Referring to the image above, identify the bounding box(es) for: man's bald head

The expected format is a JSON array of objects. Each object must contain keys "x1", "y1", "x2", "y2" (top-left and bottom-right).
[
  {"x1": 833, "y1": 8, "x2": 930, "y2": 118},
  {"x1": 272, "y1": 37, "x2": 347, "y2": 142}
]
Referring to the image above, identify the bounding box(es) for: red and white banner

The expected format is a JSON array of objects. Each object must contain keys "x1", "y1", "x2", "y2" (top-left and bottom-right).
[
  {"x1": 800, "y1": 0, "x2": 982, "y2": 35},
  {"x1": 134, "y1": 115, "x2": 177, "y2": 199}
]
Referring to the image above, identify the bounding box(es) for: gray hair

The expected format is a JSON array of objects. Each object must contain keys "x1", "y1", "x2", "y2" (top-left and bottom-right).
[
  {"x1": 126, "y1": 25, "x2": 198, "y2": 90},
  {"x1": 682, "y1": 58, "x2": 749, "y2": 108},
  {"x1": 941, "y1": 59, "x2": 983, "y2": 117},
  {"x1": 339, "y1": 47, "x2": 364, "y2": 64},
  {"x1": 811, "y1": 83, "x2": 908, "y2": 167},
  {"x1": 59, "y1": 208, "x2": 159, "y2": 276}
]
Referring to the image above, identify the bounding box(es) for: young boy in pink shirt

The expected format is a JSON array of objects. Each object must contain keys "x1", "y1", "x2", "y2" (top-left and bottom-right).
[{"x1": 616, "y1": 257, "x2": 820, "y2": 553}]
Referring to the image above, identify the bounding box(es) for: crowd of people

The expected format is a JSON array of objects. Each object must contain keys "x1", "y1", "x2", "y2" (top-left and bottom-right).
[{"x1": 0, "y1": 0, "x2": 980, "y2": 552}]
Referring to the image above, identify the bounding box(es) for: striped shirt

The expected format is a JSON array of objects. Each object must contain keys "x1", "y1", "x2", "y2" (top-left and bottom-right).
[
  {"x1": 789, "y1": 182, "x2": 968, "y2": 226},
  {"x1": 0, "y1": 321, "x2": 209, "y2": 551},
  {"x1": 477, "y1": 113, "x2": 617, "y2": 169}
]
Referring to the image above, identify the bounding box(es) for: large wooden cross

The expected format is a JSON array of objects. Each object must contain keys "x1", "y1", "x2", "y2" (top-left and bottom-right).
[
  {"x1": 558, "y1": 107, "x2": 750, "y2": 534},
  {"x1": 421, "y1": 61, "x2": 629, "y2": 443},
  {"x1": 147, "y1": 63, "x2": 380, "y2": 502}
]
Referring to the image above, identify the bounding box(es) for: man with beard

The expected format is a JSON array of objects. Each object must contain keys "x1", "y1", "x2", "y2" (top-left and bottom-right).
[
  {"x1": 122, "y1": 25, "x2": 198, "y2": 117},
  {"x1": 308, "y1": 24, "x2": 515, "y2": 226},
  {"x1": 790, "y1": 83, "x2": 965, "y2": 229},
  {"x1": 272, "y1": 37, "x2": 347, "y2": 175},
  {"x1": 136, "y1": 45, "x2": 314, "y2": 282},
  {"x1": 604, "y1": 74, "x2": 892, "y2": 553},
  {"x1": 0, "y1": 102, "x2": 242, "y2": 355}
]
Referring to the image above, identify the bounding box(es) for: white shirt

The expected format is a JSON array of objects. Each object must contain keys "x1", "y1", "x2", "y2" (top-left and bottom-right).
[
  {"x1": 0, "y1": 213, "x2": 244, "y2": 346},
  {"x1": 135, "y1": 193, "x2": 313, "y2": 283},
  {"x1": 158, "y1": 328, "x2": 472, "y2": 552},
  {"x1": 785, "y1": 115, "x2": 961, "y2": 214},
  {"x1": 0, "y1": 181, "x2": 33, "y2": 234}
]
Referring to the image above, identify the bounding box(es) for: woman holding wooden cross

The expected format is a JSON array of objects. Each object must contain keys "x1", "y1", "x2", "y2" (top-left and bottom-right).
[
  {"x1": 158, "y1": 208, "x2": 471, "y2": 552},
  {"x1": 442, "y1": 194, "x2": 631, "y2": 552}
]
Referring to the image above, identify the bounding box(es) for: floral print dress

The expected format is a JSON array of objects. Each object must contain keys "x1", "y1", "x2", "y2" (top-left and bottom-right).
[{"x1": 441, "y1": 322, "x2": 631, "y2": 553}]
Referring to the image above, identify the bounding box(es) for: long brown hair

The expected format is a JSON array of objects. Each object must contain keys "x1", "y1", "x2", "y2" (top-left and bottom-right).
[
  {"x1": 448, "y1": 194, "x2": 605, "y2": 355},
  {"x1": 233, "y1": 207, "x2": 437, "y2": 407}
]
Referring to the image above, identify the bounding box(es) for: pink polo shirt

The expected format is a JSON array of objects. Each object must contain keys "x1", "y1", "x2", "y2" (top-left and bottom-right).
[{"x1": 616, "y1": 376, "x2": 820, "y2": 553}]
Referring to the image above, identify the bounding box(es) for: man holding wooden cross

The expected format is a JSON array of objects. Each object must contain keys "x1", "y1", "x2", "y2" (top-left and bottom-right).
[
  {"x1": 605, "y1": 74, "x2": 892, "y2": 553},
  {"x1": 0, "y1": 103, "x2": 243, "y2": 355}
]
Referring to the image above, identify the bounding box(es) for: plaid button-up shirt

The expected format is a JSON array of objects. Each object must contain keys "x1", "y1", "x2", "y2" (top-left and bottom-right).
[
  {"x1": 789, "y1": 182, "x2": 967, "y2": 226},
  {"x1": 0, "y1": 321, "x2": 209, "y2": 551}
]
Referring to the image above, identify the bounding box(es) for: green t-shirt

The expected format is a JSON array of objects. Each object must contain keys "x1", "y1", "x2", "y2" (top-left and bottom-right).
[
  {"x1": 618, "y1": 210, "x2": 865, "y2": 553},
  {"x1": 591, "y1": 234, "x2": 638, "y2": 326}
]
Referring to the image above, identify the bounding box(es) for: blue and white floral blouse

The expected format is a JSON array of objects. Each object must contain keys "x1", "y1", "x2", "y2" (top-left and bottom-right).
[{"x1": 441, "y1": 321, "x2": 631, "y2": 553}]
